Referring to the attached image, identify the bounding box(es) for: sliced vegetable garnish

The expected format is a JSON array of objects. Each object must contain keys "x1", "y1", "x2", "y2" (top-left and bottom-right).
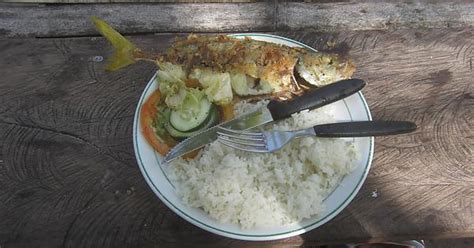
[
  {"x1": 170, "y1": 97, "x2": 212, "y2": 132},
  {"x1": 165, "y1": 106, "x2": 219, "y2": 139},
  {"x1": 189, "y1": 68, "x2": 233, "y2": 105},
  {"x1": 140, "y1": 90, "x2": 176, "y2": 155},
  {"x1": 156, "y1": 62, "x2": 186, "y2": 86},
  {"x1": 140, "y1": 89, "x2": 202, "y2": 160}
]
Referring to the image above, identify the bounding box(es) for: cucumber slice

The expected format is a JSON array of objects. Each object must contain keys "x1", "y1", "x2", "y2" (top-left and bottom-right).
[
  {"x1": 170, "y1": 98, "x2": 212, "y2": 132},
  {"x1": 165, "y1": 106, "x2": 219, "y2": 140}
]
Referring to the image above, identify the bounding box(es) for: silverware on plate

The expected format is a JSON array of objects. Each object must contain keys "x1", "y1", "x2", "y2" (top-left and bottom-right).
[
  {"x1": 217, "y1": 121, "x2": 417, "y2": 153},
  {"x1": 162, "y1": 78, "x2": 366, "y2": 163}
]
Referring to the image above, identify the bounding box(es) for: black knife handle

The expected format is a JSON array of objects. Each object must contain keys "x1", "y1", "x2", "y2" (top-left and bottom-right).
[
  {"x1": 313, "y1": 121, "x2": 417, "y2": 137},
  {"x1": 267, "y1": 79, "x2": 366, "y2": 121}
]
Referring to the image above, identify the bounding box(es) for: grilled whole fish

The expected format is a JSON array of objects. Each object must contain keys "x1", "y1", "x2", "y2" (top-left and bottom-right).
[{"x1": 92, "y1": 17, "x2": 355, "y2": 102}]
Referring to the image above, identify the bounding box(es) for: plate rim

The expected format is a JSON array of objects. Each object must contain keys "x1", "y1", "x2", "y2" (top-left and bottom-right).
[{"x1": 133, "y1": 33, "x2": 374, "y2": 241}]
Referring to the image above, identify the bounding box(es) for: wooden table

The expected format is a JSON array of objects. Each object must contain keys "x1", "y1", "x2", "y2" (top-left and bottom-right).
[
  {"x1": 0, "y1": 27, "x2": 472, "y2": 247},
  {"x1": 1, "y1": 0, "x2": 474, "y2": 246}
]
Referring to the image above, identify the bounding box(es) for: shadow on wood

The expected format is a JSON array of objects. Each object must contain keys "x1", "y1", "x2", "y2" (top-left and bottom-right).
[{"x1": 0, "y1": 28, "x2": 472, "y2": 247}]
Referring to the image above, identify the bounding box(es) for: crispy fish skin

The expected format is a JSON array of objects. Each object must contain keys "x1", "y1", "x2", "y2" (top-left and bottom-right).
[
  {"x1": 162, "y1": 35, "x2": 302, "y2": 97},
  {"x1": 296, "y1": 52, "x2": 355, "y2": 87},
  {"x1": 163, "y1": 35, "x2": 355, "y2": 99},
  {"x1": 92, "y1": 17, "x2": 355, "y2": 99}
]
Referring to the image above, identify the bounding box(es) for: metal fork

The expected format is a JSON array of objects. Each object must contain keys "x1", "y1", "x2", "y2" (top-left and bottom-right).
[{"x1": 217, "y1": 121, "x2": 417, "y2": 153}]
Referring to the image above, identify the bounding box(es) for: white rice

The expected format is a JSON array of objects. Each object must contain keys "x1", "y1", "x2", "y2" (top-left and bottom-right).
[{"x1": 167, "y1": 100, "x2": 359, "y2": 229}]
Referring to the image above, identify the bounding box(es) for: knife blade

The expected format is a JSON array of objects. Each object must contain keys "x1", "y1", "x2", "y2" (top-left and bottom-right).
[{"x1": 162, "y1": 78, "x2": 366, "y2": 164}]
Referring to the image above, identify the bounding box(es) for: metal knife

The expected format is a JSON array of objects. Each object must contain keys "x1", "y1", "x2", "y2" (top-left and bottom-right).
[{"x1": 163, "y1": 78, "x2": 366, "y2": 164}]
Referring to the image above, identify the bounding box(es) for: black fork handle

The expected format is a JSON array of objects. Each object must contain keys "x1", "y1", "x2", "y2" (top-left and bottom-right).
[{"x1": 313, "y1": 121, "x2": 417, "y2": 137}]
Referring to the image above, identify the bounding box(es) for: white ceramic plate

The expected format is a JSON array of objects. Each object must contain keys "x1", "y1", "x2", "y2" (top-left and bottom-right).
[{"x1": 133, "y1": 34, "x2": 374, "y2": 241}]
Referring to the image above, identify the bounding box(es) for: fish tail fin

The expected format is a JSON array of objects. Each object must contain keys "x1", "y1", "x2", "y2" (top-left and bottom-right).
[{"x1": 91, "y1": 16, "x2": 140, "y2": 71}]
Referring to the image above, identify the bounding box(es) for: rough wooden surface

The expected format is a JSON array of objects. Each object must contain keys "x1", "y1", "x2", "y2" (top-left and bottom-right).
[
  {"x1": 426, "y1": 237, "x2": 474, "y2": 248},
  {"x1": 0, "y1": 2, "x2": 275, "y2": 37},
  {"x1": 2, "y1": 1, "x2": 474, "y2": 37},
  {"x1": 279, "y1": 1, "x2": 474, "y2": 31},
  {"x1": 5, "y1": 0, "x2": 253, "y2": 2},
  {"x1": 0, "y1": 28, "x2": 473, "y2": 247}
]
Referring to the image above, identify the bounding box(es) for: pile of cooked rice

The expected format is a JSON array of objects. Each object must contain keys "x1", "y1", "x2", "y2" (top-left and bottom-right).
[{"x1": 167, "y1": 100, "x2": 359, "y2": 229}]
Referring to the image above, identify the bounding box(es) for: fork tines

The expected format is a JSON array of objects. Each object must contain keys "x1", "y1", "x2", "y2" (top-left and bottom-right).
[{"x1": 216, "y1": 127, "x2": 269, "y2": 153}]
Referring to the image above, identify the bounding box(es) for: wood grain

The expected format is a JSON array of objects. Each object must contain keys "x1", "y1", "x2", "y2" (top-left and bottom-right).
[
  {"x1": 0, "y1": 28, "x2": 473, "y2": 247},
  {"x1": 5, "y1": 0, "x2": 254, "y2": 2},
  {"x1": 0, "y1": 3, "x2": 275, "y2": 37},
  {"x1": 279, "y1": 1, "x2": 474, "y2": 31},
  {"x1": 3, "y1": 1, "x2": 474, "y2": 37}
]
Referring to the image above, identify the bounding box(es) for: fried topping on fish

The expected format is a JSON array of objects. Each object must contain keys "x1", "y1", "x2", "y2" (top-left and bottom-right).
[{"x1": 92, "y1": 17, "x2": 355, "y2": 103}]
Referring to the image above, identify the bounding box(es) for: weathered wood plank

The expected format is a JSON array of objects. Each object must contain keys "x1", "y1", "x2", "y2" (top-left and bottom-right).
[
  {"x1": 0, "y1": 28, "x2": 473, "y2": 247},
  {"x1": 278, "y1": 1, "x2": 474, "y2": 31},
  {"x1": 0, "y1": 3, "x2": 275, "y2": 37},
  {"x1": 426, "y1": 238, "x2": 474, "y2": 248},
  {"x1": 3, "y1": 1, "x2": 474, "y2": 37},
  {"x1": 3, "y1": 0, "x2": 255, "y2": 2}
]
